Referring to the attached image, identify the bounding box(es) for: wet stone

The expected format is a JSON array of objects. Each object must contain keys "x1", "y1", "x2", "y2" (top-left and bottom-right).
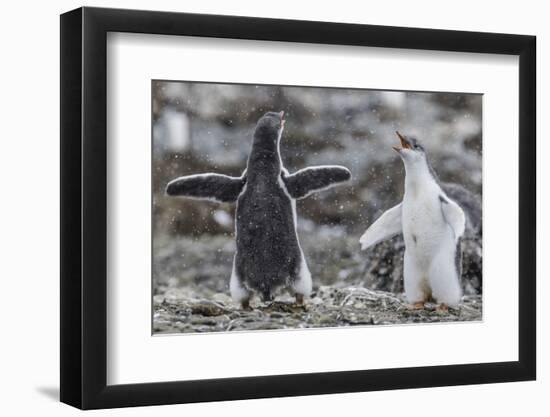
[{"x1": 189, "y1": 300, "x2": 230, "y2": 317}]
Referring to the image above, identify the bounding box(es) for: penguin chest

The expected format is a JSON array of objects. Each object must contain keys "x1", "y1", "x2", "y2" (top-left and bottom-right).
[{"x1": 402, "y1": 194, "x2": 447, "y2": 259}]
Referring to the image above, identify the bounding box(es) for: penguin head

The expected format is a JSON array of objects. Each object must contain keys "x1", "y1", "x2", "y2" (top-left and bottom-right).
[
  {"x1": 393, "y1": 131, "x2": 427, "y2": 166},
  {"x1": 253, "y1": 111, "x2": 285, "y2": 150}
]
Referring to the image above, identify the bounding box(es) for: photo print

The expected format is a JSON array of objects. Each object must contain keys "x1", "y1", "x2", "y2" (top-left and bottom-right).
[{"x1": 152, "y1": 80, "x2": 482, "y2": 334}]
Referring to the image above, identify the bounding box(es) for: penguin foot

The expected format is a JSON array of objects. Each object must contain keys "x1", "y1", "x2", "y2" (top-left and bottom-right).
[
  {"x1": 241, "y1": 299, "x2": 252, "y2": 311},
  {"x1": 436, "y1": 303, "x2": 449, "y2": 313},
  {"x1": 408, "y1": 302, "x2": 425, "y2": 310},
  {"x1": 295, "y1": 293, "x2": 305, "y2": 306}
]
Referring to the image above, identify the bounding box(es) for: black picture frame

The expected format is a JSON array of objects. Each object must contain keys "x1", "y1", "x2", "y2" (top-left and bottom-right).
[{"x1": 60, "y1": 6, "x2": 536, "y2": 410}]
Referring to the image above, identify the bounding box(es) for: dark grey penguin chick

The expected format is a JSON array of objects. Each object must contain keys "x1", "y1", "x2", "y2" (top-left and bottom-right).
[{"x1": 166, "y1": 111, "x2": 352, "y2": 309}]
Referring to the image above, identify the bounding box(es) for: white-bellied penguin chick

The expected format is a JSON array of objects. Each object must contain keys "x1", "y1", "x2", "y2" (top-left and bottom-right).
[{"x1": 360, "y1": 132, "x2": 466, "y2": 310}]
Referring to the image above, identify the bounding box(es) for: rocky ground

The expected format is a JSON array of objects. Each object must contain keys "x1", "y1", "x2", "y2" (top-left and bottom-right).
[
  {"x1": 153, "y1": 286, "x2": 482, "y2": 334},
  {"x1": 153, "y1": 233, "x2": 482, "y2": 334}
]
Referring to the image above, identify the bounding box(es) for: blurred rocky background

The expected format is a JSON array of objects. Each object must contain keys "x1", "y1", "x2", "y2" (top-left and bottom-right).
[{"x1": 152, "y1": 81, "x2": 482, "y2": 333}]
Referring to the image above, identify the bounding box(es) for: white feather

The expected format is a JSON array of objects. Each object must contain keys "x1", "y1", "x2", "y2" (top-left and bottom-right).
[
  {"x1": 230, "y1": 255, "x2": 249, "y2": 303},
  {"x1": 359, "y1": 203, "x2": 403, "y2": 250},
  {"x1": 440, "y1": 197, "x2": 466, "y2": 242}
]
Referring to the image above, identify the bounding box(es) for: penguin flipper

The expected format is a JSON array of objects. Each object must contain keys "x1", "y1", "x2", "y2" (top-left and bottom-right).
[
  {"x1": 282, "y1": 166, "x2": 351, "y2": 199},
  {"x1": 439, "y1": 196, "x2": 466, "y2": 242},
  {"x1": 359, "y1": 203, "x2": 403, "y2": 250},
  {"x1": 442, "y1": 182, "x2": 482, "y2": 235},
  {"x1": 166, "y1": 173, "x2": 246, "y2": 203}
]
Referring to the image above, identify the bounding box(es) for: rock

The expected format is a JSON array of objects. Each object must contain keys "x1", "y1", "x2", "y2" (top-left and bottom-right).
[
  {"x1": 189, "y1": 300, "x2": 230, "y2": 316},
  {"x1": 260, "y1": 302, "x2": 308, "y2": 314}
]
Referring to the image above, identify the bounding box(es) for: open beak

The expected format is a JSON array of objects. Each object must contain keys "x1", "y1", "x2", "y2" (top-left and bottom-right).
[{"x1": 393, "y1": 131, "x2": 411, "y2": 152}]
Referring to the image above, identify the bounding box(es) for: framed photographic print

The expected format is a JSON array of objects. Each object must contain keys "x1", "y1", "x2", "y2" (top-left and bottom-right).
[{"x1": 60, "y1": 6, "x2": 536, "y2": 409}]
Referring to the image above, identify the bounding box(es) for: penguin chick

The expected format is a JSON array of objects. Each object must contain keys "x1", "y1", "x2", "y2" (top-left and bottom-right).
[
  {"x1": 167, "y1": 111, "x2": 352, "y2": 309},
  {"x1": 360, "y1": 132, "x2": 466, "y2": 309}
]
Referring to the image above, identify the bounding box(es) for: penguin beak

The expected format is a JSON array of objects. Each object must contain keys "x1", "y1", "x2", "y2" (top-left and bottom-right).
[{"x1": 393, "y1": 131, "x2": 411, "y2": 152}]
